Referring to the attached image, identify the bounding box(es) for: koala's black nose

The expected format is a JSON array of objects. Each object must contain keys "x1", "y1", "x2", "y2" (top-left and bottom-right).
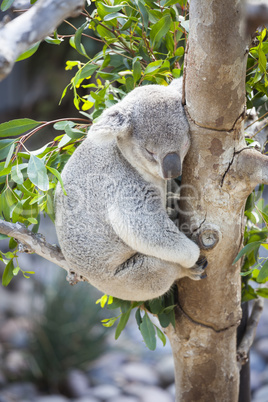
[{"x1": 162, "y1": 153, "x2": 181, "y2": 179}]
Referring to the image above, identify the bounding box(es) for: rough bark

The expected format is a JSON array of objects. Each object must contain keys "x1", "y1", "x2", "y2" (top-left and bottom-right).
[
  {"x1": 165, "y1": 0, "x2": 268, "y2": 401},
  {"x1": 0, "y1": 0, "x2": 85, "y2": 80},
  {"x1": 0, "y1": 220, "x2": 68, "y2": 271}
]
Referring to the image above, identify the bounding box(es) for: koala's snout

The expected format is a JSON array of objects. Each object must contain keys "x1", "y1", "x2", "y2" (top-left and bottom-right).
[{"x1": 162, "y1": 152, "x2": 181, "y2": 179}]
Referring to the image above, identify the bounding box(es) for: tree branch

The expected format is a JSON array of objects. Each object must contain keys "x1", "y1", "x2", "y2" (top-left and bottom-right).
[
  {"x1": 0, "y1": 0, "x2": 85, "y2": 80},
  {"x1": 235, "y1": 148, "x2": 268, "y2": 189},
  {"x1": 246, "y1": 2, "x2": 268, "y2": 34},
  {"x1": 237, "y1": 297, "x2": 264, "y2": 369},
  {"x1": 0, "y1": 220, "x2": 69, "y2": 271}
]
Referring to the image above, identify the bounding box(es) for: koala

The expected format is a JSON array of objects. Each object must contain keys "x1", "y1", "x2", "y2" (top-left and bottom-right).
[{"x1": 55, "y1": 79, "x2": 207, "y2": 302}]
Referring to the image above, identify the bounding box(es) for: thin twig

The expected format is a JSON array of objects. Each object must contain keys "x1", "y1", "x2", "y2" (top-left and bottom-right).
[{"x1": 237, "y1": 297, "x2": 264, "y2": 370}]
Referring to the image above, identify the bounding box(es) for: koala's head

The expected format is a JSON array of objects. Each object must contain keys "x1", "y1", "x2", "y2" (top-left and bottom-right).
[{"x1": 90, "y1": 79, "x2": 190, "y2": 180}]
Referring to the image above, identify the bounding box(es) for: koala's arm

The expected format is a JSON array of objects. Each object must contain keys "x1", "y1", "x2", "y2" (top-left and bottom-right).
[{"x1": 108, "y1": 189, "x2": 200, "y2": 268}]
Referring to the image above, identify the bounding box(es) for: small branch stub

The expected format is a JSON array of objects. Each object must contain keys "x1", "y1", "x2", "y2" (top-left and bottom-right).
[
  {"x1": 194, "y1": 224, "x2": 222, "y2": 250},
  {"x1": 66, "y1": 270, "x2": 88, "y2": 286}
]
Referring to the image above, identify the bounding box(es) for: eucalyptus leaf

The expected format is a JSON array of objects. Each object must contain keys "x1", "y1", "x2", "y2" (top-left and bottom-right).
[
  {"x1": 0, "y1": 139, "x2": 15, "y2": 160},
  {"x1": 74, "y1": 21, "x2": 89, "y2": 57},
  {"x1": 0, "y1": 118, "x2": 42, "y2": 138},
  {"x1": 115, "y1": 309, "x2": 131, "y2": 339},
  {"x1": 257, "y1": 260, "x2": 268, "y2": 282},
  {"x1": 4, "y1": 142, "x2": 15, "y2": 168},
  {"x1": 150, "y1": 15, "x2": 172, "y2": 48},
  {"x1": 27, "y1": 154, "x2": 49, "y2": 191},
  {"x1": 155, "y1": 326, "x2": 166, "y2": 346},
  {"x1": 11, "y1": 163, "x2": 25, "y2": 185},
  {"x1": 140, "y1": 313, "x2": 156, "y2": 350},
  {"x1": 16, "y1": 42, "x2": 41, "y2": 61},
  {"x1": 233, "y1": 241, "x2": 263, "y2": 264},
  {"x1": 1, "y1": 0, "x2": 15, "y2": 12},
  {"x1": 47, "y1": 166, "x2": 67, "y2": 195},
  {"x1": 2, "y1": 259, "x2": 15, "y2": 286}
]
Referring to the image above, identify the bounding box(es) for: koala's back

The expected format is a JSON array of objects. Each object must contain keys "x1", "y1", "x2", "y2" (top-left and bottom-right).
[{"x1": 55, "y1": 138, "x2": 137, "y2": 282}]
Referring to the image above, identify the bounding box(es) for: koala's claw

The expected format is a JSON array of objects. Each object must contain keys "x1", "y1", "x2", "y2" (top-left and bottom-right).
[
  {"x1": 196, "y1": 256, "x2": 208, "y2": 270},
  {"x1": 184, "y1": 256, "x2": 208, "y2": 281}
]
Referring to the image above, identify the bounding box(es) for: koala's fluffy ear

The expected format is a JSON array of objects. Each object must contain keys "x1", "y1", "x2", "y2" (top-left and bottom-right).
[
  {"x1": 169, "y1": 78, "x2": 183, "y2": 95},
  {"x1": 89, "y1": 105, "x2": 132, "y2": 144}
]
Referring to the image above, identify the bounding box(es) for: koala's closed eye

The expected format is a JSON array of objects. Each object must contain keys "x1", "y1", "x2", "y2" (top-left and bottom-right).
[{"x1": 144, "y1": 148, "x2": 156, "y2": 161}]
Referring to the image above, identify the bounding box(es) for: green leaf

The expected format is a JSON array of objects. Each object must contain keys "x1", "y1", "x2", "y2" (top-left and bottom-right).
[
  {"x1": 133, "y1": 60, "x2": 142, "y2": 82},
  {"x1": 107, "y1": 297, "x2": 123, "y2": 310},
  {"x1": 27, "y1": 154, "x2": 49, "y2": 191},
  {"x1": 58, "y1": 134, "x2": 73, "y2": 148},
  {"x1": 135, "y1": 308, "x2": 142, "y2": 327},
  {"x1": 74, "y1": 21, "x2": 89, "y2": 57},
  {"x1": 78, "y1": 63, "x2": 98, "y2": 80},
  {"x1": 97, "y1": 25, "x2": 116, "y2": 40},
  {"x1": 101, "y1": 3, "x2": 125, "y2": 13},
  {"x1": 2, "y1": 259, "x2": 14, "y2": 286},
  {"x1": 27, "y1": 217, "x2": 38, "y2": 224},
  {"x1": 137, "y1": 0, "x2": 149, "y2": 30},
  {"x1": 140, "y1": 312, "x2": 156, "y2": 350},
  {"x1": 144, "y1": 60, "x2": 163, "y2": 75},
  {"x1": 162, "y1": 305, "x2": 176, "y2": 314},
  {"x1": 9, "y1": 237, "x2": 17, "y2": 249},
  {"x1": 115, "y1": 309, "x2": 131, "y2": 339},
  {"x1": 0, "y1": 139, "x2": 15, "y2": 160},
  {"x1": 258, "y1": 49, "x2": 267, "y2": 73},
  {"x1": 64, "y1": 124, "x2": 85, "y2": 140},
  {"x1": 157, "y1": 312, "x2": 171, "y2": 328},
  {"x1": 12, "y1": 200, "x2": 23, "y2": 223},
  {"x1": 4, "y1": 142, "x2": 15, "y2": 168},
  {"x1": 155, "y1": 325, "x2": 166, "y2": 346},
  {"x1": 1, "y1": 0, "x2": 15, "y2": 11},
  {"x1": 103, "y1": 12, "x2": 127, "y2": 21},
  {"x1": 0, "y1": 162, "x2": 11, "y2": 177},
  {"x1": 257, "y1": 260, "x2": 268, "y2": 282},
  {"x1": 96, "y1": 294, "x2": 108, "y2": 307},
  {"x1": 0, "y1": 118, "x2": 42, "y2": 138},
  {"x1": 242, "y1": 286, "x2": 258, "y2": 302},
  {"x1": 233, "y1": 241, "x2": 263, "y2": 264},
  {"x1": 148, "y1": 298, "x2": 163, "y2": 314},
  {"x1": 46, "y1": 166, "x2": 67, "y2": 195},
  {"x1": 54, "y1": 121, "x2": 75, "y2": 130},
  {"x1": 45, "y1": 36, "x2": 63, "y2": 45},
  {"x1": 13, "y1": 266, "x2": 20, "y2": 276},
  {"x1": 10, "y1": 163, "x2": 25, "y2": 185},
  {"x1": 256, "y1": 288, "x2": 268, "y2": 298},
  {"x1": 119, "y1": 300, "x2": 132, "y2": 313},
  {"x1": 101, "y1": 317, "x2": 118, "y2": 327},
  {"x1": 16, "y1": 42, "x2": 41, "y2": 61},
  {"x1": 150, "y1": 14, "x2": 172, "y2": 48}
]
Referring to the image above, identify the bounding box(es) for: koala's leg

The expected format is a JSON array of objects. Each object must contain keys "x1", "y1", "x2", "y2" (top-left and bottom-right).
[{"x1": 104, "y1": 253, "x2": 207, "y2": 301}]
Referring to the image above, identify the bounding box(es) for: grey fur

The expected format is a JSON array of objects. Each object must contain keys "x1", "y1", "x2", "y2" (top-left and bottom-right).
[{"x1": 55, "y1": 80, "x2": 204, "y2": 301}]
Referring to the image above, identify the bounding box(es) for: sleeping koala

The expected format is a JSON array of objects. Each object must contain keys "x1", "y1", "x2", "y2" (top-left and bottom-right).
[{"x1": 55, "y1": 79, "x2": 207, "y2": 301}]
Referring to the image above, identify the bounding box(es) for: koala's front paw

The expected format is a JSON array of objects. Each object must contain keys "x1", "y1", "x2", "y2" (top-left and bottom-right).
[{"x1": 185, "y1": 256, "x2": 208, "y2": 281}]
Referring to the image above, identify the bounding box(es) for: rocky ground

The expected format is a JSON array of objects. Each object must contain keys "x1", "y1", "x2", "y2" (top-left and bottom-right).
[{"x1": 1, "y1": 219, "x2": 268, "y2": 402}]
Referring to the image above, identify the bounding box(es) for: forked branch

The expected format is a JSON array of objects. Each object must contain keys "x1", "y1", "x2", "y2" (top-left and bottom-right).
[
  {"x1": 0, "y1": 220, "x2": 69, "y2": 271},
  {"x1": 234, "y1": 148, "x2": 268, "y2": 190}
]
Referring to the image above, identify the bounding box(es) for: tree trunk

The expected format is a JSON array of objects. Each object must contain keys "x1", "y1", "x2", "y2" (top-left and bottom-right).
[{"x1": 165, "y1": 1, "x2": 263, "y2": 400}]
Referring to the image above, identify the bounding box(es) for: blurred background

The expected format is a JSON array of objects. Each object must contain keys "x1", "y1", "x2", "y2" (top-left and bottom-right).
[{"x1": 0, "y1": 3, "x2": 268, "y2": 402}]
